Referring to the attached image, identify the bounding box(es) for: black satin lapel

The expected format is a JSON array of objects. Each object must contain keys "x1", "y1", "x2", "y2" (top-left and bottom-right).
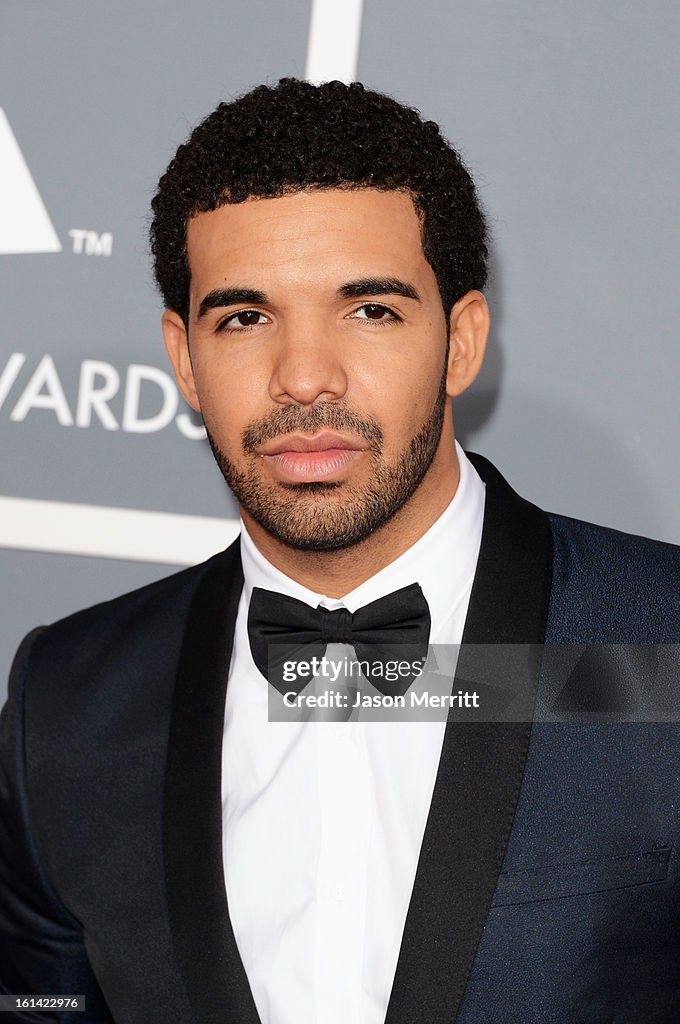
[
  {"x1": 163, "y1": 539, "x2": 262, "y2": 1024},
  {"x1": 384, "y1": 452, "x2": 553, "y2": 1024}
]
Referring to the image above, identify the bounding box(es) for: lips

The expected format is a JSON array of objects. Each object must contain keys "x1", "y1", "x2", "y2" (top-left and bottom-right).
[
  {"x1": 258, "y1": 432, "x2": 367, "y2": 482},
  {"x1": 258, "y1": 431, "x2": 366, "y2": 456}
]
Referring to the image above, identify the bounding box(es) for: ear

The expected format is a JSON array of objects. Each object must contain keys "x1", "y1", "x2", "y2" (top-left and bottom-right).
[
  {"x1": 446, "y1": 290, "x2": 490, "y2": 397},
  {"x1": 162, "y1": 309, "x2": 201, "y2": 412}
]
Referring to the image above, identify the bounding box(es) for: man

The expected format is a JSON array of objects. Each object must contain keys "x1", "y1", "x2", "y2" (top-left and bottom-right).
[{"x1": 1, "y1": 78, "x2": 679, "y2": 1024}]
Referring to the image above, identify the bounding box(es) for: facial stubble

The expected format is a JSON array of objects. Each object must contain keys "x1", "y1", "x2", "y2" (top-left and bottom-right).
[{"x1": 205, "y1": 357, "x2": 450, "y2": 552}]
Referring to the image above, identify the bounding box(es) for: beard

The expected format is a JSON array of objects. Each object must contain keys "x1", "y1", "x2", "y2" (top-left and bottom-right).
[{"x1": 206, "y1": 361, "x2": 449, "y2": 553}]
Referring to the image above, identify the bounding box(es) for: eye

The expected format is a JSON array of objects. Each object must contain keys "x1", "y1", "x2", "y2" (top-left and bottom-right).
[
  {"x1": 217, "y1": 309, "x2": 269, "y2": 332},
  {"x1": 348, "y1": 303, "x2": 402, "y2": 324}
]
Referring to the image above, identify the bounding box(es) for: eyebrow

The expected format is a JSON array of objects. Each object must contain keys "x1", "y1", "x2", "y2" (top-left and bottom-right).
[
  {"x1": 337, "y1": 278, "x2": 421, "y2": 302},
  {"x1": 197, "y1": 288, "x2": 267, "y2": 320},
  {"x1": 196, "y1": 277, "x2": 421, "y2": 320}
]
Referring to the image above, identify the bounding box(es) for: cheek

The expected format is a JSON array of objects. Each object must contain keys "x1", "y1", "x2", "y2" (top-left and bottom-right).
[
  {"x1": 354, "y1": 347, "x2": 443, "y2": 431},
  {"x1": 193, "y1": 361, "x2": 268, "y2": 445}
]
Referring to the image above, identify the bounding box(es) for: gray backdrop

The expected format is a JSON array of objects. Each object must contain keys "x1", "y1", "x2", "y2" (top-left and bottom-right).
[{"x1": 2, "y1": 0, "x2": 678, "y2": 703}]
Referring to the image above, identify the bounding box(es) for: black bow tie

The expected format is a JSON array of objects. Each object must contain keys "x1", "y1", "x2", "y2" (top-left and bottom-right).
[{"x1": 248, "y1": 583, "x2": 431, "y2": 698}]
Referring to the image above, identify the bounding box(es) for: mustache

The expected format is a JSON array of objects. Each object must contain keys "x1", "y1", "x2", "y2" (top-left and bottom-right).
[{"x1": 242, "y1": 403, "x2": 384, "y2": 452}]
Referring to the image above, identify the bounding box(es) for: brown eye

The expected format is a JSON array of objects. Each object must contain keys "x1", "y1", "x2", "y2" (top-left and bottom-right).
[
  {"x1": 219, "y1": 309, "x2": 268, "y2": 331},
  {"x1": 233, "y1": 310, "x2": 264, "y2": 326},
  {"x1": 351, "y1": 303, "x2": 400, "y2": 323},
  {"x1": 364, "y1": 304, "x2": 388, "y2": 319}
]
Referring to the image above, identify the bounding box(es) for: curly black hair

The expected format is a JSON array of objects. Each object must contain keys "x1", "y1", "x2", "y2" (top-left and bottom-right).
[{"x1": 150, "y1": 78, "x2": 488, "y2": 326}]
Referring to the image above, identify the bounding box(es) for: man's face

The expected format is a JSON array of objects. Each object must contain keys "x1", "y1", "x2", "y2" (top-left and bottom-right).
[{"x1": 165, "y1": 188, "x2": 472, "y2": 551}]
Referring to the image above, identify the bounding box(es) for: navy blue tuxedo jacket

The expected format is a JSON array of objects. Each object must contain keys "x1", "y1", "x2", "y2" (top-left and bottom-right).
[{"x1": 1, "y1": 453, "x2": 680, "y2": 1023}]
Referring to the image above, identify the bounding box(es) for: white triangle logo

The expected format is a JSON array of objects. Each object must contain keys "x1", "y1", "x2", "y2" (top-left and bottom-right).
[{"x1": 0, "y1": 108, "x2": 62, "y2": 255}]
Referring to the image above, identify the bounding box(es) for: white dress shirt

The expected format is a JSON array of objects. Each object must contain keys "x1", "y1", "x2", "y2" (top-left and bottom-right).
[{"x1": 221, "y1": 442, "x2": 485, "y2": 1024}]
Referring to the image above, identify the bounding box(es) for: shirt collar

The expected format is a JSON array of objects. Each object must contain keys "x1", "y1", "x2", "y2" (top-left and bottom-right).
[{"x1": 239, "y1": 441, "x2": 485, "y2": 635}]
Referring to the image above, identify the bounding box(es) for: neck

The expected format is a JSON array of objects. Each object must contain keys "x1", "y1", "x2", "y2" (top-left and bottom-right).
[{"x1": 240, "y1": 442, "x2": 461, "y2": 598}]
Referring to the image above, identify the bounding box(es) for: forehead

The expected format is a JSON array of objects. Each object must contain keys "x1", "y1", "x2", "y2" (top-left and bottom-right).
[{"x1": 185, "y1": 188, "x2": 430, "y2": 291}]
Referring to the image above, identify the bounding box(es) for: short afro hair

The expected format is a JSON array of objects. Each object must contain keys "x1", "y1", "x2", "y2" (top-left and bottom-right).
[{"x1": 150, "y1": 78, "x2": 488, "y2": 326}]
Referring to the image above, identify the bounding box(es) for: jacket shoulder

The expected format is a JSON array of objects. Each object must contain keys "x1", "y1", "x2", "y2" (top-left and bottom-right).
[
  {"x1": 0, "y1": 552, "x2": 238, "y2": 1022},
  {"x1": 547, "y1": 513, "x2": 680, "y2": 642},
  {"x1": 15, "y1": 543, "x2": 240, "y2": 706}
]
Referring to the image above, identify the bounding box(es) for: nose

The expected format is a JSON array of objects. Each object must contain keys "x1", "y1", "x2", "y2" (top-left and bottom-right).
[{"x1": 268, "y1": 319, "x2": 348, "y2": 406}]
